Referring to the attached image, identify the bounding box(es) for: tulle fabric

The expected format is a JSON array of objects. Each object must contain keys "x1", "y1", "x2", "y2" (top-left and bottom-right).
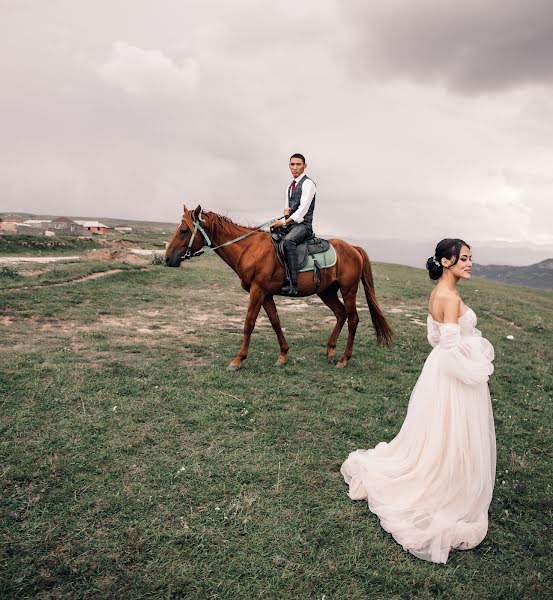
[{"x1": 341, "y1": 308, "x2": 496, "y2": 563}]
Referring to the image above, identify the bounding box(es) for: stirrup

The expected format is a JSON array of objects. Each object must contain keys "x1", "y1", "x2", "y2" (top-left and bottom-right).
[{"x1": 281, "y1": 281, "x2": 298, "y2": 296}]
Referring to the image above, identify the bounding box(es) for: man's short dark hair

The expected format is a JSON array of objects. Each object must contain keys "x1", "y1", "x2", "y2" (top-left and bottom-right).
[{"x1": 290, "y1": 153, "x2": 306, "y2": 164}]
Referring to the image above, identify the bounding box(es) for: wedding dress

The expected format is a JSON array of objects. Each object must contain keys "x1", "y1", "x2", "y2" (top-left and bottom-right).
[{"x1": 341, "y1": 307, "x2": 496, "y2": 563}]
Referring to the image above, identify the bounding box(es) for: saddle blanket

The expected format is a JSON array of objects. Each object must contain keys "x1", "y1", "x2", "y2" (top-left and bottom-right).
[
  {"x1": 299, "y1": 243, "x2": 336, "y2": 272},
  {"x1": 271, "y1": 233, "x2": 337, "y2": 272}
]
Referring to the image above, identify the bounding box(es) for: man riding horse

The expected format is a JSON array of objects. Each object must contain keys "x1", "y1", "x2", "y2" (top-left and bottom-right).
[
  {"x1": 165, "y1": 152, "x2": 393, "y2": 370},
  {"x1": 270, "y1": 153, "x2": 316, "y2": 296}
]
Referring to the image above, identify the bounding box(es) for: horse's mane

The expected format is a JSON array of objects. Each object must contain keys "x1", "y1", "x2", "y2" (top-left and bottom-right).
[{"x1": 204, "y1": 211, "x2": 258, "y2": 235}]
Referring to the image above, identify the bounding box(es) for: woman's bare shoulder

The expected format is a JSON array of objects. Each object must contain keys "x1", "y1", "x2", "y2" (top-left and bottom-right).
[
  {"x1": 428, "y1": 288, "x2": 461, "y2": 322},
  {"x1": 437, "y1": 289, "x2": 461, "y2": 304}
]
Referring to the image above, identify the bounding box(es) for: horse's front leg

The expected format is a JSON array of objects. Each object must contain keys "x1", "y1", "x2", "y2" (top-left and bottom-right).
[
  {"x1": 227, "y1": 285, "x2": 265, "y2": 372},
  {"x1": 263, "y1": 295, "x2": 289, "y2": 367},
  {"x1": 337, "y1": 286, "x2": 360, "y2": 368}
]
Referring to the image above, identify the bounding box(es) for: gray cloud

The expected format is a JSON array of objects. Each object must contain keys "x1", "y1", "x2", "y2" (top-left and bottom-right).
[
  {"x1": 96, "y1": 43, "x2": 199, "y2": 97},
  {"x1": 344, "y1": 0, "x2": 553, "y2": 94},
  {"x1": 0, "y1": 1, "x2": 552, "y2": 252}
]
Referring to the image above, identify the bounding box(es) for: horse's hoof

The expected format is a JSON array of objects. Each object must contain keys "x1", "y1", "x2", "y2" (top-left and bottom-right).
[
  {"x1": 227, "y1": 363, "x2": 241, "y2": 372},
  {"x1": 274, "y1": 361, "x2": 286, "y2": 368},
  {"x1": 336, "y1": 360, "x2": 348, "y2": 369},
  {"x1": 327, "y1": 356, "x2": 337, "y2": 365}
]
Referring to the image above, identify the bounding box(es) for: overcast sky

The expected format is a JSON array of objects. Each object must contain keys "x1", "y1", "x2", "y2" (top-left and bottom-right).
[{"x1": 1, "y1": 0, "x2": 552, "y2": 249}]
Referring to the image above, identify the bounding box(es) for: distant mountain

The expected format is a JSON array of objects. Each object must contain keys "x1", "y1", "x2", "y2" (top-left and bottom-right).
[
  {"x1": 472, "y1": 259, "x2": 553, "y2": 290},
  {"x1": 344, "y1": 237, "x2": 553, "y2": 269},
  {"x1": 0, "y1": 211, "x2": 177, "y2": 230}
]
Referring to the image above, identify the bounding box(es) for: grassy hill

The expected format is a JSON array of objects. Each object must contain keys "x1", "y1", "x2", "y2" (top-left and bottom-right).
[
  {"x1": 0, "y1": 211, "x2": 176, "y2": 231},
  {"x1": 473, "y1": 259, "x2": 553, "y2": 289},
  {"x1": 0, "y1": 256, "x2": 551, "y2": 599}
]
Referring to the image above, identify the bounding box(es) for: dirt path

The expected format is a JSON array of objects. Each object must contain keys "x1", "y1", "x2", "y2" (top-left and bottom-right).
[
  {"x1": 0, "y1": 256, "x2": 81, "y2": 264},
  {"x1": 12, "y1": 269, "x2": 129, "y2": 290}
]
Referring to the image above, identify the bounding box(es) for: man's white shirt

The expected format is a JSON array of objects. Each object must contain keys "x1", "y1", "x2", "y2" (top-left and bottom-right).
[{"x1": 285, "y1": 173, "x2": 316, "y2": 223}]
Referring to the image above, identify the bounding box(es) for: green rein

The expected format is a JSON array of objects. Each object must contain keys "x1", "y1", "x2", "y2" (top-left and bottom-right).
[{"x1": 186, "y1": 212, "x2": 283, "y2": 258}]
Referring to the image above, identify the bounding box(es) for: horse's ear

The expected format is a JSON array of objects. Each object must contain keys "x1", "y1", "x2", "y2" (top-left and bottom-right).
[{"x1": 193, "y1": 205, "x2": 202, "y2": 220}]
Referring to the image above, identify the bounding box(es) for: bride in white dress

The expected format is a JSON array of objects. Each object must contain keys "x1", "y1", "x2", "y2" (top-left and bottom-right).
[{"x1": 341, "y1": 239, "x2": 496, "y2": 564}]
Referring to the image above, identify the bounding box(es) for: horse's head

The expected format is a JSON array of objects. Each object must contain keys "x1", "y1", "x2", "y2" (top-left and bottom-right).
[{"x1": 165, "y1": 205, "x2": 206, "y2": 267}]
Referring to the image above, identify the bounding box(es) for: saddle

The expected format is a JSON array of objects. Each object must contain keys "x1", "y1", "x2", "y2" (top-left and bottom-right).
[{"x1": 270, "y1": 230, "x2": 337, "y2": 287}]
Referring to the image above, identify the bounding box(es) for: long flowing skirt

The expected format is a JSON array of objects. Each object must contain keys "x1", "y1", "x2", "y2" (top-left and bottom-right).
[{"x1": 341, "y1": 349, "x2": 496, "y2": 563}]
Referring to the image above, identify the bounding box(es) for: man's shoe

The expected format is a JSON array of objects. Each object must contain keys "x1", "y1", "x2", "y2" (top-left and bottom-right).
[{"x1": 282, "y1": 281, "x2": 298, "y2": 296}]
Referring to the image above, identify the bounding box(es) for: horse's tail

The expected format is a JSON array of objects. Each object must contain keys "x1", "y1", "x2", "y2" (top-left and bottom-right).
[{"x1": 354, "y1": 246, "x2": 393, "y2": 347}]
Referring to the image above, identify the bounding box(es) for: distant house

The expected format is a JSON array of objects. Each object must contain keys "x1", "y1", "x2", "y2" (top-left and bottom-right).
[
  {"x1": 50, "y1": 217, "x2": 84, "y2": 235},
  {"x1": 0, "y1": 218, "x2": 18, "y2": 233},
  {"x1": 0, "y1": 218, "x2": 50, "y2": 236},
  {"x1": 114, "y1": 225, "x2": 133, "y2": 233},
  {"x1": 75, "y1": 220, "x2": 112, "y2": 234}
]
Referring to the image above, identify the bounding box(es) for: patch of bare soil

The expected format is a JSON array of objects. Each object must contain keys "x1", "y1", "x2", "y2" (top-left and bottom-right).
[
  {"x1": 388, "y1": 304, "x2": 428, "y2": 316},
  {"x1": 490, "y1": 313, "x2": 523, "y2": 330},
  {"x1": 277, "y1": 299, "x2": 310, "y2": 312},
  {"x1": 83, "y1": 248, "x2": 149, "y2": 265},
  {"x1": 18, "y1": 269, "x2": 47, "y2": 276},
  {"x1": 97, "y1": 239, "x2": 141, "y2": 249},
  {"x1": 0, "y1": 316, "x2": 13, "y2": 326},
  {"x1": 17, "y1": 269, "x2": 128, "y2": 291},
  {"x1": 0, "y1": 256, "x2": 80, "y2": 264},
  {"x1": 71, "y1": 270, "x2": 126, "y2": 284},
  {"x1": 57, "y1": 305, "x2": 270, "y2": 339}
]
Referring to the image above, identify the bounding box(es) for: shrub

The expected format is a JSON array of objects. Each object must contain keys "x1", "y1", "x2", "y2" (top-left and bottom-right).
[{"x1": 0, "y1": 265, "x2": 18, "y2": 278}]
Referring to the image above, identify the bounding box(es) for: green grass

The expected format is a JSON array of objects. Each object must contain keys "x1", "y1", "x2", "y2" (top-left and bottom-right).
[{"x1": 1, "y1": 255, "x2": 551, "y2": 599}]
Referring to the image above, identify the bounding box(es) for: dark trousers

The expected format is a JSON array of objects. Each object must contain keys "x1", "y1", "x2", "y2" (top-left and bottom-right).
[{"x1": 282, "y1": 223, "x2": 311, "y2": 283}]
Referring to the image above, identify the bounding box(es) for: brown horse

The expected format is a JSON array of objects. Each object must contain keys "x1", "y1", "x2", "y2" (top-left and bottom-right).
[{"x1": 165, "y1": 205, "x2": 393, "y2": 371}]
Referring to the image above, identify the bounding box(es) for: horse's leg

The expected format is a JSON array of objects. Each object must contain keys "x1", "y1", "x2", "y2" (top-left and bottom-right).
[
  {"x1": 263, "y1": 296, "x2": 289, "y2": 367},
  {"x1": 227, "y1": 285, "x2": 265, "y2": 372},
  {"x1": 318, "y1": 286, "x2": 347, "y2": 364},
  {"x1": 336, "y1": 285, "x2": 360, "y2": 368}
]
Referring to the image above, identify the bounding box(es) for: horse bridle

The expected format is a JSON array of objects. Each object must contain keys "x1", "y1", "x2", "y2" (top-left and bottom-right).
[{"x1": 181, "y1": 212, "x2": 212, "y2": 260}]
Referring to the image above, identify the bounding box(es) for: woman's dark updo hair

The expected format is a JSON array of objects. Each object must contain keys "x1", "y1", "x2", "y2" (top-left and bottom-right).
[{"x1": 426, "y1": 238, "x2": 470, "y2": 281}]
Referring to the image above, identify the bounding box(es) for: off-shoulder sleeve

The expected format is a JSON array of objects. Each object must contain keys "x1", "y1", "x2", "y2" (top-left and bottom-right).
[
  {"x1": 438, "y1": 324, "x2": 494, "y2": 385},
  {"x1": 426, "y1": 315, "x2": 440, "y2": 348}
]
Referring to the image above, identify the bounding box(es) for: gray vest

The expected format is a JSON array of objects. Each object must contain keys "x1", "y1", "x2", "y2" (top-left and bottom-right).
[{"x1": 289, "y1": 175, "x2": 316, "y2": 229}]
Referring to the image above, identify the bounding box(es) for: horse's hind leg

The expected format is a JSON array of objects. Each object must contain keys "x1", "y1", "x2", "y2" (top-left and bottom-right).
[
  {"x1": 336, "y1": 284, "x2": 360, "y2": 368},
  {"x1": 318, "y1": 285, "x2": 346, "y2": 364},
  {"x1": 263, "y1": 296, "x2": 289, "y2": 367}
]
